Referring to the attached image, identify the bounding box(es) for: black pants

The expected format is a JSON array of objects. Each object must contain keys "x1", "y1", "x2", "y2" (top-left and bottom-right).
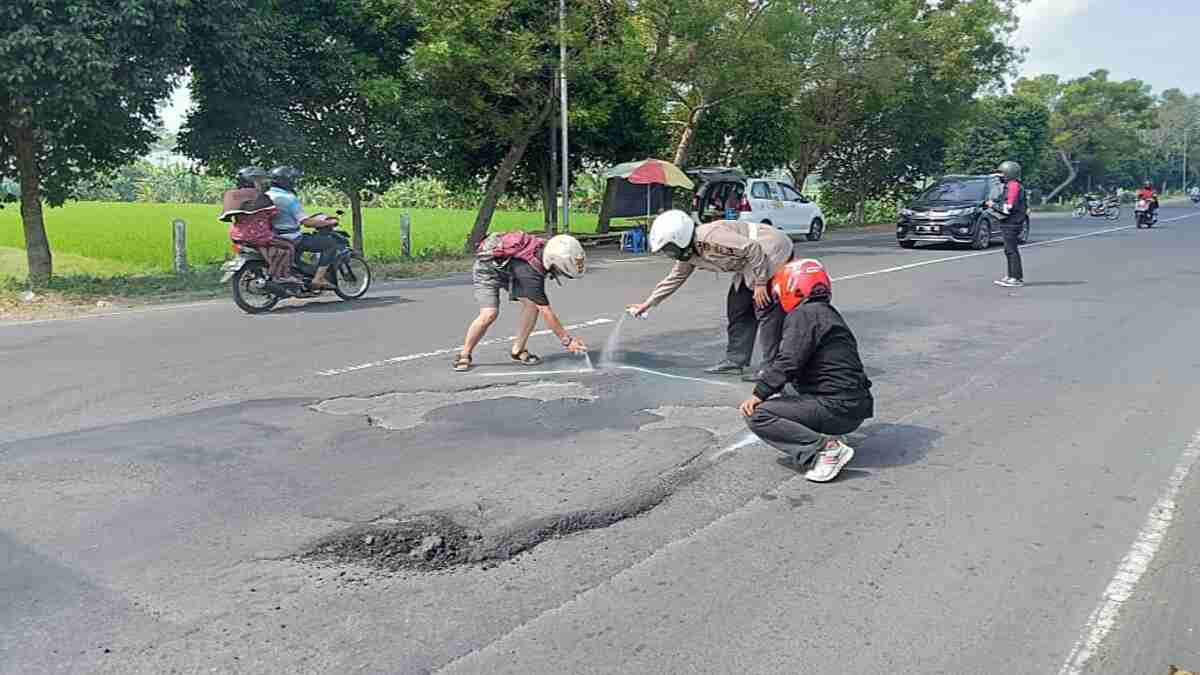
[
  {"x1": 727, "y1": 283, "x2": 786, "y2": 368},
  {"x1": 295, "y1": 232, "x2": 338, "y2": 268},
  {"x1": 747, "y1": 394, "x2": 867, "y2": 465},
  {"x1": 1001, "y1": 226, "x2": 1023, "y2": 281}
]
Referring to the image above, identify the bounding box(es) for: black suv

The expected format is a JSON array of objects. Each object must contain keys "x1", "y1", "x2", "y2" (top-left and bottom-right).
[{"x1": 896, "y1": 174, "x2": 1029, "y2": 249}]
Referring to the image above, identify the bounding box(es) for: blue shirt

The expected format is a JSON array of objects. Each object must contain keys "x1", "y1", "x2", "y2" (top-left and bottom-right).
[{"x1": 267, "y1": 187, "x2": 309, "y2": 241}]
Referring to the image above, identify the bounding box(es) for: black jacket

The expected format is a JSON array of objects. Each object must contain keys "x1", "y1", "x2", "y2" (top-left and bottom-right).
[{"x1": 753, "y1": 300, "x2": 874, "y2": 417}]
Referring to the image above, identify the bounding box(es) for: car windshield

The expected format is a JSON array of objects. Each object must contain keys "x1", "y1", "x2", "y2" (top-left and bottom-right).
[{"x1": 918, "y1": 178, "x2": 989, "y2": 203}]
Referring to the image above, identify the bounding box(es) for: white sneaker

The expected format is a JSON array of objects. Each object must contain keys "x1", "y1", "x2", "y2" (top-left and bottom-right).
[
  {"x1": 994, "y1": 277, "x2": 1024, "y2": 288},
  {"x1": 805, "y1": 439, "x2": 855, "y2": 483}
]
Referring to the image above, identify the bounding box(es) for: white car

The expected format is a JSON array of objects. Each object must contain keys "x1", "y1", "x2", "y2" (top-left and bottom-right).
[{"x1": 687, "y1": 168, "x2": 826, "y2": 241}]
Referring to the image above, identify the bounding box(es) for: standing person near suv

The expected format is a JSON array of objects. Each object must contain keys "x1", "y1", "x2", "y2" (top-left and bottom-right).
[
  {"x1": 627, "y1": 210, "x2": 794, "y2": 380},
  {"x1": 987, "y1": 160, "x2": 1027, "y2": 288},
  {"x1": 266, "y1": 166, "x2": 339, "y2": 290}
]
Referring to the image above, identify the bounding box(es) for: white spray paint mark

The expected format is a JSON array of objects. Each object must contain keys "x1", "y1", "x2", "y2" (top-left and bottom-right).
[
  {"x1": 583, "y1": 352, "x2": 595, "y2": 371},
  {"x1": 709, "y1": 431, "x2": 761, "y2": 460},
  {"x1": 316, "y1": 318, "x2": 613, "y2": 376},
  {"x1": 599, "y1": 313, "x2": 630, "y2": 367},
  {"x1": 611, "y1": 364, "x2": 736, "y2": 388},
  {"x1": 1057, "y1": 429, "x2": 1200, "y2": 675}
]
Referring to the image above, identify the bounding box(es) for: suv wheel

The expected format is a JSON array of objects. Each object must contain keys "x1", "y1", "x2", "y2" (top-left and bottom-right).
[
  {"x1": 1018, "y1": 217, "x2": 1030, "y2": 244},
  {"x1": 971, "y1": 221, "x2": 991, "y2": 250},
  {"x1": 899, "y1": 240, "x2": 916, "y2": 249},
  {"x1": 806, "y1": 218, "x2": 824, "y2": 242}
]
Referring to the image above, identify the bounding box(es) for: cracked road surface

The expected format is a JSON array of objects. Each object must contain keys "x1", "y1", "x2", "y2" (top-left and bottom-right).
[{"x1": 5, "y1": 207, "x2": 1200, "y2": 673}]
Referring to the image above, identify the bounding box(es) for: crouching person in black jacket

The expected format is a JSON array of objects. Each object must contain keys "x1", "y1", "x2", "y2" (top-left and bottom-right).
[{"x1": 738, "y1": 259, "x2": 874, "y2": 483}]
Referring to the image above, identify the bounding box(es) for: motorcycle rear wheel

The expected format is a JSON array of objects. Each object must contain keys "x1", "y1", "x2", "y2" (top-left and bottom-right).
[{"x1": 231, "y1": 262, "x2": 280, "y2": 314}]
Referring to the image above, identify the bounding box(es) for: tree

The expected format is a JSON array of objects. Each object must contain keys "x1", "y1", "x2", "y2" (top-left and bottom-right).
[
  {"x1": 945, "y1": 96, "x2": 1051, "y2": 181},
  {"x1": 412, "y1": 0, "x2": 650, "y2": 249},
  {"x1": 180, "y1": 0, "x2": 429, "y2": 253},
  {"x1": 1017, "y1": 70, "x2": 1155, "y2": 201},
  {"x1": 771, "y1": 0, "x2": 1017, "y2": 190},
  {"x1": 635, "y1": 0, "x2": 794, "y2": 168},
  {"x1": 0, "y1": 0, "x2": 203, "y2": 282}
]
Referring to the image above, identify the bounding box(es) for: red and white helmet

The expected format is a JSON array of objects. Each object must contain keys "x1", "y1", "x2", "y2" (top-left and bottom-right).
[{"x1": 772, "y1": 258, "x2": 831, "y2": 312}]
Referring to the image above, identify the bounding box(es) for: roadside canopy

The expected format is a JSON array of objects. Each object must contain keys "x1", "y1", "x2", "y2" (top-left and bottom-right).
[{"x1": 602, "y1": 159, "x2": 694, "y2": 220}]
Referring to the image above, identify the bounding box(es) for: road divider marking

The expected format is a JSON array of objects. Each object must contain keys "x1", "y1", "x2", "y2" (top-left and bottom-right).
[
  {"x1": 315, "y1": 318, "x2": 613, "y2": 376},
  {"x1": 319, "y1": 215, "x2": 1200, "y2": 376},
  {"x1": 1057, "y1": 428, "x2": 1200, "y2": 675}
]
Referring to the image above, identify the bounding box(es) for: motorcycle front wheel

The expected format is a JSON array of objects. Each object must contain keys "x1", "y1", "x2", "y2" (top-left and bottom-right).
[
  {"x1": 231, "y1": 262, "x2": 280, "y2": 314},
  {"x1": 334, "y1": 253, "x2": 372, "y2": 300}
]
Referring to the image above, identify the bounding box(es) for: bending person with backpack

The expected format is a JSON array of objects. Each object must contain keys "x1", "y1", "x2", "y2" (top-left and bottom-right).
[{"x1": 454, "y1": 233, "x2": 589, "y2": 372}]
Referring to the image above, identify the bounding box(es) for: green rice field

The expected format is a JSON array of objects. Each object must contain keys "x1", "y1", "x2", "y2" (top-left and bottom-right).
[{"x1": 0, "y1": 202, "x2": 603, "y2": 276}]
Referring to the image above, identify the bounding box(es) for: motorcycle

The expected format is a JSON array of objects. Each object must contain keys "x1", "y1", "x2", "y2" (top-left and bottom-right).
[
  {"x1": 1073, "y1": 196, "x2": 1120, "y2": 220},
  {"x1": 220, "y1": 210, "x2": 372, "y2": 314},
  {"x1": 1134, "y1": 199, "x2": 1156, "y2": 229},
  {"x1": 1191, "y1": 193, "x2": 1200, "y2": 206}
]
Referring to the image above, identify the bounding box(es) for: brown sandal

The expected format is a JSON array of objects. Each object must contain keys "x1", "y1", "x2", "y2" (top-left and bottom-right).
[
  {"x1": 453, "y1": 353, "x2": 472, "y2": 372},
  {"x1": 510, "y1": 350, "x2": 542, "y2": 366}
]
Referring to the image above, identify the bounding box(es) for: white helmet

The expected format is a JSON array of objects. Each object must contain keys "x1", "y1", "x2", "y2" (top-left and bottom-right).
[
  {"x1": 649, "y1": 210, "x2": 695, "y2": 260},
  {"x1": 542, "y1": 234, "x2": 586, "y2": 279}
]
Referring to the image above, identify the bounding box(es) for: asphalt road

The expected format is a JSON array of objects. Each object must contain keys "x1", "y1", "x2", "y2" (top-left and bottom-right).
[{"x1": 4, "y1": 203, "x2": 1200, "y2": 674}]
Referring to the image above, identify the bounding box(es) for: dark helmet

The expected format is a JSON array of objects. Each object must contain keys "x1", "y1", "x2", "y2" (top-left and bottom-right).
[
  {"x1": 997, "y1": 160, "x2": 1022, "y2": 180},
  {"x1": 269, "y1": 166, "x2": 303, "y2": 192},
  {"x1": 235, "y1": 166, "x2": 268, "y2": 188}
]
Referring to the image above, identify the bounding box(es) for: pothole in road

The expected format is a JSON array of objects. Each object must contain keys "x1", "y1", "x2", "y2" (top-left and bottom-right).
[{"x1": 298, "y1": 378, "x2": 748, "y2": 573}]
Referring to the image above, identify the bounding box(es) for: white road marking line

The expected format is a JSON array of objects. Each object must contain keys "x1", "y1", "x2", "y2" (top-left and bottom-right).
[
  {"x1": 315, "y1": 318, "x2": 613, "y2": 376},
  {"x1": 320, "y1": 215, "x2": 1200, "y2": 376},
  {"x1": 1057, "y1": 429, "x2": 1200, "y2": 675},
  {"x1": 476, "y1": 363, "x2": 736, "y2": 388}
]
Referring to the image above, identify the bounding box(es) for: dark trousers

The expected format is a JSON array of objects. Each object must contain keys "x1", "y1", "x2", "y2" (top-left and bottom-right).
[
  {"x1": 747, "y1": 394, "x2": 866, "y2": 465},
  {"x1": 1001, "y1": 226, "x2": 1023, "y2": 281},
  {"x1": 295, "y1": 232, "x2": 338, "y2": 268},
  {"x1": 727, "y1": 283, "x2": 786, "y2": 368}
]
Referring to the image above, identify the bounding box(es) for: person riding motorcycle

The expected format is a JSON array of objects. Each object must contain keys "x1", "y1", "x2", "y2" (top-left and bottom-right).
[
  {"x1": 1189, "y1": 185, "x2": 1200, "y2": 202},
  {"x1": 266, "y1": 166, "x2": 339, "y2": 290},
  {"x1": 221, "y1": 167, "x2": 301, "y2": 285},
  {"x1": 1136, "y1": 181, "x2": 1159, "y2": 222}
]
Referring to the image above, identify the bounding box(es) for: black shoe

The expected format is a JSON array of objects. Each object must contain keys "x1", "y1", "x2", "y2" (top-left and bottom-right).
[{"x1": 704, "y1": 360, "x2": 744, "y2": 375}]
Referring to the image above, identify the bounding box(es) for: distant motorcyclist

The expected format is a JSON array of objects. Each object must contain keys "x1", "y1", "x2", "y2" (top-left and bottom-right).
[
  {"x1": 986, "y1": 160, "x2": 1027, "y2": 288},
  {"x1": 1136, "y1": 181, "x2": 1159, "y2": 222},
  {"x1": 1189, "y1": 185, "x2": 1200, "y2": 202},
  {"x1": 266, "y1": 166, "x2": 339, "y2": 290}
]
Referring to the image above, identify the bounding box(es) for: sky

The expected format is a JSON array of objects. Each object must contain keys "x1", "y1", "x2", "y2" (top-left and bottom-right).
[
  {"x1": 1014, "y1": 0, "x2": 1200, "y2": 95},
  {"x1": 157, "y1": 0, "x2": 1200, "y2": 133}
]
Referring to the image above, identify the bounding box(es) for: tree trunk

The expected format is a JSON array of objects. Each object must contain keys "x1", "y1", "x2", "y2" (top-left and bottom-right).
[
  {"x1": 1043, "y1": 149, "x2": 1078, "y2": 203},
  {"x1": 597, "y1": 177, "x2": 619, "y2": 234},
  {"x1": 13, "y1": 120, "x2": 52, "y2": 283},
  {"x1": 346, "y1": 189, "x2": 364, "y2": 254},
  {"x1": 672, "y1": 105, "x2": 705, "y2": 168},
  {"x1": 465, "y1": 98, "x2": 556, "y2": 251}
]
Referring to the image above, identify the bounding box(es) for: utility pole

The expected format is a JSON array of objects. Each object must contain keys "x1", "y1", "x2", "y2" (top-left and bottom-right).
[
  {"x1": 559, "y1": 0, "x2": 570, "y2": 232},
  {"x1": 1184, "y1": 127, "x2": 1190, "y2": 192}
]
